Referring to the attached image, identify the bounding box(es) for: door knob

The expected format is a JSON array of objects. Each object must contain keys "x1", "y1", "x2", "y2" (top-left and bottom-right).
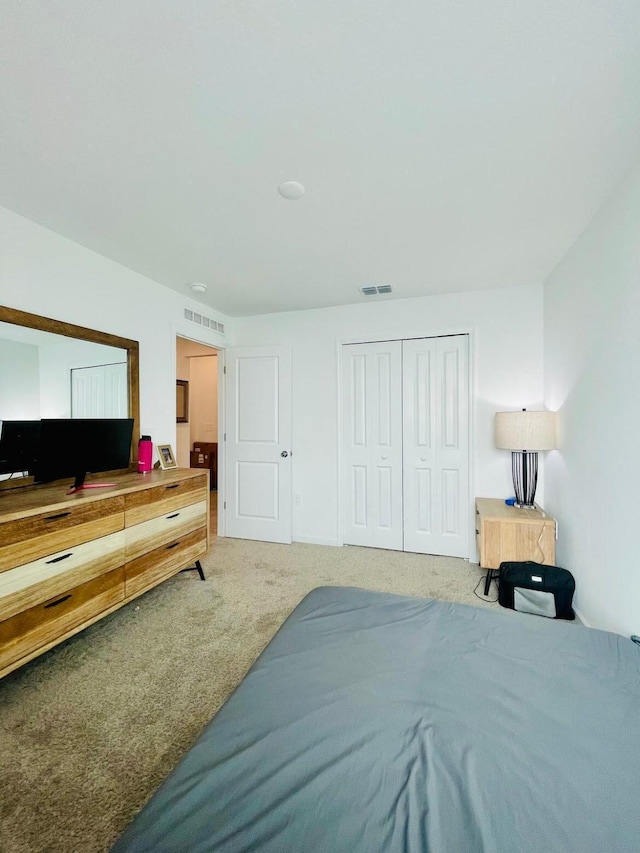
[
  {"x1": 280, "y1": 451, "x2": 289, "y2": 458},
  {"x1": 420, "y1": 457, "x2": 426, "y2": 462},
  {"x1": 381, "y1": 455, "x2": 388, "y2": 460}
]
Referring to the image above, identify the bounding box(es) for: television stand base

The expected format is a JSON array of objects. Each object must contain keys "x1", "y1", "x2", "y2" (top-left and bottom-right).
[{"x1": 68, "y1": 482, "x2": 117, "y2": 495}]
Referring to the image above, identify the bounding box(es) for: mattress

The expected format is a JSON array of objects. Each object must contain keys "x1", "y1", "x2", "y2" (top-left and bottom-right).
[{"x1": 113, "y1": 586, "x2": 640, "y2": 853}]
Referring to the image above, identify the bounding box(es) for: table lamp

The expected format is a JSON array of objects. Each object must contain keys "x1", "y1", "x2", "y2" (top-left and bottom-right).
[{"x1": 494, "y1": 409, "x2": 556, "y2": 508}]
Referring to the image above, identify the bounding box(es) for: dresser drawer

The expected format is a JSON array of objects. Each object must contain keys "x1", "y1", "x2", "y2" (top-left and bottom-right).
[
  {"x1": 124, "y1": 475, "x2": 208, "y2": 526},
  {"x1": 0, "y1": 566, "x2": 125, "y2": 671},
  {"x1": 0, "y1": 497, "x2": 125, "y2": 573},
  {"x1": 0, "y1": 531, "x2": 125, "y2": 621},
  {"x1": 125, "y1": 500, "x2": 208, "y2": 560},
  {"x1": 125, "y1": 527, "x2": 207, "y2": 598}
]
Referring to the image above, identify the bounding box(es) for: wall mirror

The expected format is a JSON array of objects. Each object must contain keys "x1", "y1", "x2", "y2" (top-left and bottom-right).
[{"x1": 0, "y1": 305, "x2": 140, "y2": 488}]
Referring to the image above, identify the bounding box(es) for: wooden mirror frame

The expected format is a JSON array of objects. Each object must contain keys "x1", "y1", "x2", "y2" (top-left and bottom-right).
[{"x1": 0, "y1": 305, "x2": 140, "y2": 489}]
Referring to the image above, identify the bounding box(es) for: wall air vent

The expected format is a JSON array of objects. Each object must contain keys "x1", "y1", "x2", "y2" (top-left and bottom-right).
[
  {"x1": 359, "y1": 285, "x2": 395, "y2": 297},
  {"x1": 183, "y1": 308, "x2": 225, "y2": 334}
]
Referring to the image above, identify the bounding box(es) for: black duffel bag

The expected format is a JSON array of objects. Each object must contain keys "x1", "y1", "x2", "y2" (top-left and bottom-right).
[{"x1": 498, "y1": 561, "x2": 575, "y2": 620}]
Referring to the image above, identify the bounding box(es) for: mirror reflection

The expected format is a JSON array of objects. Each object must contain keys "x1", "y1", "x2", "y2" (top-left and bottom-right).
[{"x1": 0, "y1": 320, "x2": 128, "y2": 480}]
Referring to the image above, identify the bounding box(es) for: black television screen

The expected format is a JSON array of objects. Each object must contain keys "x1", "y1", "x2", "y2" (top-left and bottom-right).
[
  {"x1": 33, "y1": 418, "x2": 134, "y2": 490},
  {"x1": 0, "y1": 420, "x2": 41, "y2": 476}
]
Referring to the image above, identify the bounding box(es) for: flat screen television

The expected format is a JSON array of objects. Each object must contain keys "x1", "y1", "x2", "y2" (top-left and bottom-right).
[
  {"x1": 33, "y1": 418, "x2": 134, "y2": 492},
  {"x1": 0, "y1": 420, "x2": 41, "y2": 476}
]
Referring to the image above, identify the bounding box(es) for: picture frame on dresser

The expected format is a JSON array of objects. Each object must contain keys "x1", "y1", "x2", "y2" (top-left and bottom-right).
[{"x1": 157, "y1": 444, "x2": 178, "y2": 470}]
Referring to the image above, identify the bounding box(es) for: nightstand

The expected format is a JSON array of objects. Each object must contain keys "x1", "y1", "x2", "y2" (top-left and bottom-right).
[{"x1": 475, "y1": 498, "x2": 557, "y2": 595}]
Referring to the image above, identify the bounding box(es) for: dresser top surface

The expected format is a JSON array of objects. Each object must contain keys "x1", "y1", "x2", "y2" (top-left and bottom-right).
[{"x1": 0, "y1": 468, "x2": 206, "y2": 523}]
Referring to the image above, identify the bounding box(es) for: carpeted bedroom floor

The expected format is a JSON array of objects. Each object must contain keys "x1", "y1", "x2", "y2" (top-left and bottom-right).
[{"x1": 0, "y1": 537, "x2": 498, "y2": 853}]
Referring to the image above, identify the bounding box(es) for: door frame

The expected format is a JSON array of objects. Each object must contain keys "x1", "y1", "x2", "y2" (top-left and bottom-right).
[
  {"x1": 172, "y1": 325, "x2": 226, "y2": 537},
  {"x1": 336, "y1": 326, "x2": 477, "y2": 559}
]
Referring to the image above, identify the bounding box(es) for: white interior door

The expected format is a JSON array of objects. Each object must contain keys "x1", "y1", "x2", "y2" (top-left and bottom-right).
[
  {"x1": 224, "y1": 346, "x2": 292, "y2": 543},
  {"x1": 403, "y1": 336, "x2": 469, "y2": 557},
  {"x1": 342, "y1": 341, "x2": 403, "y2": 550},
  {"x1": 71, "y1": 363, "x2": 128, "y2": 418}
]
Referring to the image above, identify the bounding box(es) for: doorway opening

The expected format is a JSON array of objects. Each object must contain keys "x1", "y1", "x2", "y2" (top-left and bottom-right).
[{"x1": 176, "y1": 336, "x2": 220, "y2": 536}]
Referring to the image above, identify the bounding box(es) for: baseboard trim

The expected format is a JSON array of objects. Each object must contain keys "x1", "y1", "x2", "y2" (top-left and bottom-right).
[
  {"x1": 293, "y1": 535, "x2": 341, "y2": 547},
  {"x1": 573, "y1": 604, "x2": 590, "y2": 627}
]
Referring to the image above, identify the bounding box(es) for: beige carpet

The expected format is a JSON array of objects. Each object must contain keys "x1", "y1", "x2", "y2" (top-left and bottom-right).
[{"x1": 0, "y1": 538, "x2": 497, "y2": 853}]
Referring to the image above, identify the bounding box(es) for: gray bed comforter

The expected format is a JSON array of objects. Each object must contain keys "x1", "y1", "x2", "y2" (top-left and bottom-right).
[{"x1": 113, "y1": 586, "x2": 640, "y2": 853}]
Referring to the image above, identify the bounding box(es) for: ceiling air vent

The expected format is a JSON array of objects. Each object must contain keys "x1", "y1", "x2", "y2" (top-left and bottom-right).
[
  {"x1": 183, "y1": 308, "x2": 225, "y2": 335},
  {"x1": 359, "y1": 285, "x2": 395, "y2": 297}
]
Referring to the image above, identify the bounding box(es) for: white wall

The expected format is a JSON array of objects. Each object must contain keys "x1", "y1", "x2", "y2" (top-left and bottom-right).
[
  {"x1": 0, "y1": 338, "x2": 40, "y2": 419},
  {"x1": 544, "y1": 160, "x2": 640, "y2": 636},
  {"x1": 233, "y1": 285, "x2": 544, "y2": 547},
  {"x1": 0, "y1": 206, "x2": 230, "y2": 464},
  {"x1": 190, "y1": 356, "x2": 218, "y2": 446}
]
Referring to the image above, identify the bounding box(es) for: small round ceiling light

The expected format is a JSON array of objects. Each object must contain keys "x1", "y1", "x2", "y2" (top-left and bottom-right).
[
  {"x1": 190, "y1": 282, "x2": 207, "y2": 293},
  {"x1": 278, "y1": 181, "x2": 305, "y2": 200}
]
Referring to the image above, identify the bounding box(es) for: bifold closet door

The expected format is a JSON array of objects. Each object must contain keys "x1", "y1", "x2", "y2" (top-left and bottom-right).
[
  {"x1": 402, "y1": 336, "x2": 469, "y2": 558},
  {"x1": 342, "y1": 335, "x2": 469, "y2": 558},
  {"x1": 342, "y1": 341, "x2": 403, "y2": 550}
]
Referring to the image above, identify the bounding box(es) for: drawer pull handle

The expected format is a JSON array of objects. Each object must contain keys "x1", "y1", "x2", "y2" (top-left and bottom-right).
[
  {"x1": 165, "y1": 484, "x2": 179, "y2": 490},
  {"x1": 45, "y1": 553, "x2": 73, "y2": 565},
  {"x1": 44, "y1": 594, "x2": 72, "y2": 609},
  {"x1": 166, "y1": 542, "x2": 179, "y2": 550},
  {"x1": 44, "y1": 511, "x2": 72, "y2": 521},
  {"x1": 166, "y1": 512, "x2": 180, "y2": 519}
]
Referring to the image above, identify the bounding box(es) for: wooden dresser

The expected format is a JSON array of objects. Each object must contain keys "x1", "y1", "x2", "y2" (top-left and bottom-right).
[{"x1": 0, "y1": 468, "x2": 209, "y2": 678}]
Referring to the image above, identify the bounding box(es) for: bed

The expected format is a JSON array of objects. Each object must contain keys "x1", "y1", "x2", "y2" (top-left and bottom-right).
[{"x1": 113, "y1": 586, "x2": 640, "y2": 853}]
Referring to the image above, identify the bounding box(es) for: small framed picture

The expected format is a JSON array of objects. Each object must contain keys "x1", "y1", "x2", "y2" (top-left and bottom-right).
[{"x1": 157, "y1": 444, "x2": 178, "y2": 470}]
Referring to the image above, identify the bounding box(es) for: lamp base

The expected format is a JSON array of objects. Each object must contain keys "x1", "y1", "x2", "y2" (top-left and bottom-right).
[{"x1": 512, "y1": 450, "x2": 538, "y2": 508}]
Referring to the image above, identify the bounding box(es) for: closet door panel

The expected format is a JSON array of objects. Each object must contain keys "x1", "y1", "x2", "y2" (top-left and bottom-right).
[
  {"x1": 342, "y1": 342, "x2": 403, "y2": 550},
  {"x1": 403, "y1": 336, "x2": 469, "y2": 557}
]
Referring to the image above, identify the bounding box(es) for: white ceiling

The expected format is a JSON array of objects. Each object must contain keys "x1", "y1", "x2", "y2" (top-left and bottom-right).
[{"x1": 2, "y1": 1, "x2": 640, "y2": 317}]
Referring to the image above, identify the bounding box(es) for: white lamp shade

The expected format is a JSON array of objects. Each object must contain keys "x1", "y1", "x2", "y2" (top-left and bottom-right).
[{"x1": 494, "y1": 410, "x2": 556, "y2": 451}]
